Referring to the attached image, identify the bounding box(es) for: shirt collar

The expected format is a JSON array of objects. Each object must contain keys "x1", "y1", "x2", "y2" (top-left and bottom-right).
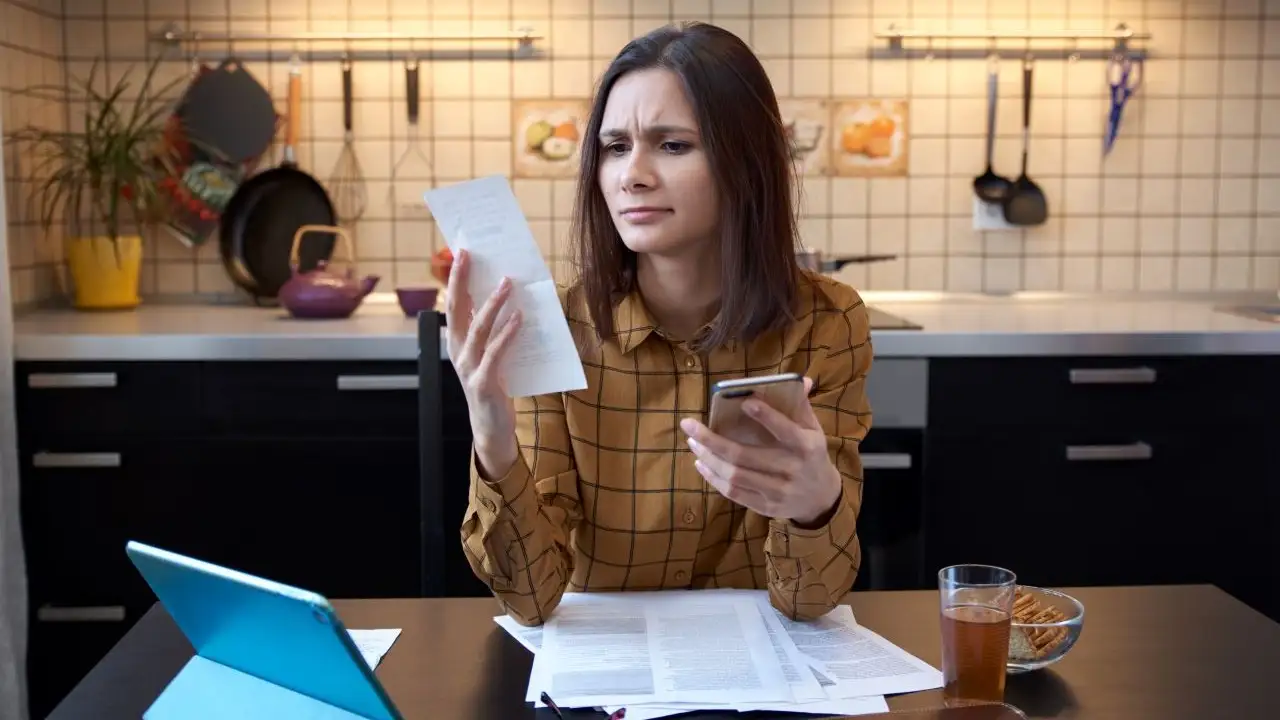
[
  {"x1": 611, "y1": 289, "x2": 738, "y2": 355},
  {"x1": 611, "y1": 289, "x2": 659, "y2": 355}
]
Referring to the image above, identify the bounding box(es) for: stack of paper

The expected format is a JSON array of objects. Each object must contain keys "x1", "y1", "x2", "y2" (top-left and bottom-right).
[{"x1": 493, "y1": 589, "x2": 942, "y2": 719}]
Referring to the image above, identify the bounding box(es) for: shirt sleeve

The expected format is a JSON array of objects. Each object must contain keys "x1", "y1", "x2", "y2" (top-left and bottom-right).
[
  {"x1": 459, "y1": 390, "x2": 582, "y2": 627},
  {"x1": 765, "y1": 289, "x2": 872, "y2": 621}
]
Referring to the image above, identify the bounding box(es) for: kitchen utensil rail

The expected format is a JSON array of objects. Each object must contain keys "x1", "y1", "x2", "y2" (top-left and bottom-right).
[
  {"x1": 151, "y1": 23, "x2": 541, "y2": 49},
  {"x1": 876, "y1": 22, "x2": 1151, "y2": 54}
]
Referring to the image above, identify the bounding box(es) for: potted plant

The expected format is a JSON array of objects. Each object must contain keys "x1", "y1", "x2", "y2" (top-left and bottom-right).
[{"x1": 10, "y1": 55, "x2": 185, "y2": 310}]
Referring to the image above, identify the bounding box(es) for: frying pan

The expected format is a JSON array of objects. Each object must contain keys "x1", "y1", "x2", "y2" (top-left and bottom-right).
[
  {"x1": 219, "y1": 56, "x2": 336, "y2": 300},
  {"x1": 161, "y1": 57, "x2": 278, "y2": 247}
]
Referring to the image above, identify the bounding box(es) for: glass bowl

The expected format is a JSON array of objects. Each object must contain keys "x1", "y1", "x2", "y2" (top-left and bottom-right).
[{"x1": 1006, "y1": 585, "x2": 1084, "y2": 674}]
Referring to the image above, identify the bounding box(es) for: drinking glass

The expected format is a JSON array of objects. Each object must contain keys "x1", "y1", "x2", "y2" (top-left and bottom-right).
[{"x1": 938, "y1": 564, "x2": 1017, "y2": 705}]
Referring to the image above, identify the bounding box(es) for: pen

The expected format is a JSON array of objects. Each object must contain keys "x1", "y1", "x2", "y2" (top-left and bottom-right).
[{"x1": 539, "y1": 691, "x2": 564, "y2": 719}]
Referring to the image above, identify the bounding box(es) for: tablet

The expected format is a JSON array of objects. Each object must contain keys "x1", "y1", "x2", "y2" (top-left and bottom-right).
[{"x1": 125, "y1": 541, "x2": 402, "y2": 720}]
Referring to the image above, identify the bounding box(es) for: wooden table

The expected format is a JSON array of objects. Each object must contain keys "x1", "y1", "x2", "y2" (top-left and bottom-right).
[{"x1": 46, "y1": 584, "x2": 1280, "y2": 720}]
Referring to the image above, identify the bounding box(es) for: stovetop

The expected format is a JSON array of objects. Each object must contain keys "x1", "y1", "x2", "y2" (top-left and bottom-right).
[{"x1": 866, "y1": 306, "x2": 922, "y2": 330}]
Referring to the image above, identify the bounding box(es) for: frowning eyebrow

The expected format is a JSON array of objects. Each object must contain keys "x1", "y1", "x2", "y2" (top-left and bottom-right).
[{"x1": 599, "y1": 124, "x2": 698, "y2": 139}]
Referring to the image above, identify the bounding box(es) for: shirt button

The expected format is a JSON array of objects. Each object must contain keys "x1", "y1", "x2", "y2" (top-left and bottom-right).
[
  {"x1": 481, "y1": 498, "x2": 497, "y2": 512},
  {"x1": 675, "y1": 570, "x2": 688, "y2": 583},
  {"x1": 683, "y1": 509, "x2": 696, "y2": 524},
  {"x1": 685, "y1": 356, "x2": 697, "y2": 369}
]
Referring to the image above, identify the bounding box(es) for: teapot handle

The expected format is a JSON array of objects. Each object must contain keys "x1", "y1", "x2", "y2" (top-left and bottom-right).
[{"x1": 290, "y1": 224, "x2": 354, "y2": 271}]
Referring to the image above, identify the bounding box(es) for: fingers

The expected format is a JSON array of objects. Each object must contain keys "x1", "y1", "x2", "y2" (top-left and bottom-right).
[
  {"x1": 739, "y1": 398, "x2": 808, "y2": 446},
  {"x1": 457, "y1": 276, "x2": 514, "y2": 374},
  {"x1": 680, "y1": 418, "x2": 797, "y2": 476},
  {"x1": 444, "y1": 249, "x2": 473, "y2": 342},
  {"x1": 694, "y1": 455, "x2": 777, "y2": 516},
  {"x1": 471, "y1": 308, "x2": 522, "y2": 389}
]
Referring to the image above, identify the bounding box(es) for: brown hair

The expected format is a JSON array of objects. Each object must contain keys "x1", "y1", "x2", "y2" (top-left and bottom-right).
[{"x1": 568, "y1": 21, "x2": 801, "y2": 353}]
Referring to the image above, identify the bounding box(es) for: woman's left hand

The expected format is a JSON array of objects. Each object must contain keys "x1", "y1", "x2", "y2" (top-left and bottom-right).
[{"x1": 680, "y1": 378, "x2": 842, "y2": 527}]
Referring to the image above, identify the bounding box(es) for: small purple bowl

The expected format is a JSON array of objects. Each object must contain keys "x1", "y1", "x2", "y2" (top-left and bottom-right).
[{"x1": 395, "y1": 287, "x2": 440, "y2": 317}]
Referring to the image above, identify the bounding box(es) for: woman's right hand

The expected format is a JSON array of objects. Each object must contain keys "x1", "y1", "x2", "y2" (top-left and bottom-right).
[{"x1": 445, "y1": 248, "x2": 523, "y2": 480}]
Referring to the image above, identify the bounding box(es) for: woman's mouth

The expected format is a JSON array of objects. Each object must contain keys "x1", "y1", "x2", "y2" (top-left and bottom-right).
[{"x1": 620, "y1": 207, "x2": 672, "y2": 224}]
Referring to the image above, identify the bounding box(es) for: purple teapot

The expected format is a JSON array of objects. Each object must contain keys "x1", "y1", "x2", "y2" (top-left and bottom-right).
[{"x1": 278, "y1": 224, "x2": 380, "y2": 319}]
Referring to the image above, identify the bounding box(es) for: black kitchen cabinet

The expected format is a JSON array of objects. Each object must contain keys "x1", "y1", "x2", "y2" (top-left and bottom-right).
[
  {"x1": 200, "y1": 438, "x2": 420, "y2": 599},
  {"x1": 923, "y1": 354, "x2": 1280, "y2": 622},
  {"x1": 14, "y1": 358, "x2": 423, "y2": 719}
]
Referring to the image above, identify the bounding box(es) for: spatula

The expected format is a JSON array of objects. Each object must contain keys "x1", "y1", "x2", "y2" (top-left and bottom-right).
[{"x1": 1001, "y1": 54, "x2": 1048, "y2": 226}]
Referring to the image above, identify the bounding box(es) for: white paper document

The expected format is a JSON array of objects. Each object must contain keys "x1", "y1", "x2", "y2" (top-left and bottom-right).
[
  {"x1": 527, "y1": 592, "x2": 791, "y2": 708},
  {"x1": 493, "y1": 614, "x2": 542, "y2": 654},
  {"x1": 495, "y1": 589, "x2": 937, "y2": 717},
  {"x1": 423, "y1": 175, "x2": 588, "y2": 398},
  {"x1": 775, "y1": 605, "x2": 944, "y2": 699},
  {"x1": 346, "y1": 629, "x2": 402, "y2": 670}
]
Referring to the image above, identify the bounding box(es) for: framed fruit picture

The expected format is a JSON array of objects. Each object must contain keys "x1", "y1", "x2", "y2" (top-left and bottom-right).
[
  {"x1": 778, "y1": 99, "x2": 829, "y2": 177},
  {"x1": 830, "y1": 99, "x2": 909, "y2": 177},
  {"x1": 512, "y1": 99, "x2": 590, "y2": 179}
]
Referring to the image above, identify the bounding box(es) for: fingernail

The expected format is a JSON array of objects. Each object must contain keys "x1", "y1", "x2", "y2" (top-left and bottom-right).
[
  {"x1": 680, "y1": 418, "x2": 696, "y2": 434},
  {"x1": 686, "y1": 437, "x2": 699, "y2": 453},
  {"x1": 498, "y1": 277, "x2": 511, "y2": 291},
  {"x1": 694, "y1": 460, "x2": 707, "y2": 475},
  {"x1": 743, "y1": 400, "x2": 760, "y2": 416}
]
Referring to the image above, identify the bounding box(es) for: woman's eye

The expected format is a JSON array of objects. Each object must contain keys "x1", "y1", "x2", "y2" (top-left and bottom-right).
[
  {"x1": 661, "y1": 141, "x2": 690, "y2": 154},
  {"x1": 604, "y1": 142, "x2": 629, "y2": 156}
]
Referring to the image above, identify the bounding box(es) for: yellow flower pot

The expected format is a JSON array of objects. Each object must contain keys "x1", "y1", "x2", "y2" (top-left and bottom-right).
[{"x1": 65, "y1": 235, "x2": 143, "y2": 310}]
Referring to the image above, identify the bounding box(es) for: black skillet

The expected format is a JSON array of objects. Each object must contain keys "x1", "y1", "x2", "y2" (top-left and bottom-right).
[{"x1": 219, "y1": 57, "x2": 336, "y2": 301}]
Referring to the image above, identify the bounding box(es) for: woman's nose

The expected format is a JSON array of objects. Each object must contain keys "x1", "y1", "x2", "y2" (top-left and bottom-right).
[{"x1": 620, "y1": 149, "x2": 656, "y2": 191}]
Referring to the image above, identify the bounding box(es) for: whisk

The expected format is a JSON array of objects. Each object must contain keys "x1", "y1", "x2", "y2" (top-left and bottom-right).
[
  {"x1": 327, "y1": 52, "x2": 367, "y2": 223},
  {"x1": 390, "y1": 53, "x2": 435, "y2": 216}
]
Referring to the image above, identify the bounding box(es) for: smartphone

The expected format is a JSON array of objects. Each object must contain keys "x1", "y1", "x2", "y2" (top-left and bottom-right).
[{"x1": 708, "y1": 372, "x2": 807, "y2": 446}]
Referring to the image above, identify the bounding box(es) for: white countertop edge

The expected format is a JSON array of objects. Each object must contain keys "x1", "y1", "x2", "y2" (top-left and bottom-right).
[{"x1": 14, "y1": 326, "x2": 1280, "y2": 362}]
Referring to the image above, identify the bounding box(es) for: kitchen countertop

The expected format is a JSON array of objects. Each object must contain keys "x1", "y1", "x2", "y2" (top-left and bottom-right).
[{"x1": 11, "y1": 291, "x2": 1280, "y2": 361}]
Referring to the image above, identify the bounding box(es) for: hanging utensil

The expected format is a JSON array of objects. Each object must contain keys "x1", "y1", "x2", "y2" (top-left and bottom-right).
[
  {"x1": 1104, "y1": 53, "x2": 1143, "y2": 156},
  {"x1": 973, "y1": 53, "x2": 1012, "y2": 204},
  {"x1": 218, "y1": 53, "x2": 337, "y2": 301},
  {"x1": 326, "y1": 52, "x2": 367, "y2": 222},
  {"x1": 1001, "y1": 54, "x2": 1048, "y2": 227},
  {"x1": 390, "y1": 52, "x2": 435, "y2": 213}
]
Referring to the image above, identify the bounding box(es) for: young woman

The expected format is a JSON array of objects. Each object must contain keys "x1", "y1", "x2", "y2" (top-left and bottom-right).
[{"x1": 450, "y1": 22, "x2": 873, "y2": 626}]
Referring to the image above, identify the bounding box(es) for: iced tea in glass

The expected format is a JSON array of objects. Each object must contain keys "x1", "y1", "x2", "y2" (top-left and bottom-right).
[{"x1": 938, "y1": 564, "x2": 1016, "y2": 705}]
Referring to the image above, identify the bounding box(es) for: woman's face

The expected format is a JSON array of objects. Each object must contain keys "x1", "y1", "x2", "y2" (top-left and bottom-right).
[{"x1": 597, "y1": 67, "x2": 719, "y2": 258}]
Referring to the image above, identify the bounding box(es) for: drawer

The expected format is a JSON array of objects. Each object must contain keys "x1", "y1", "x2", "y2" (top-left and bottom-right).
[
  {"x1": 27, "y1": 602, "x2": 141, "y2": 720},
  {"x1": 16, "y1": 362, "x2": 202, "y2": 441},
  {"x1": 928, "y1": 355, "x2": 1279, "y2": 430},
  {"x1": 20, "y1": 441, "x2": 210, "y2": 609},
  {"x1": 923, "y1": 427, "x2": 1214, "y2": 589},
  {"x1": 202, "y1": 361, "x2": 420, "y2": 438}
]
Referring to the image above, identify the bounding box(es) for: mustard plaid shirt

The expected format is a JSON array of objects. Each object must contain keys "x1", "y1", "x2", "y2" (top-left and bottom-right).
[{"x1": 460, "y1": 270, "x2": 873, "y2": 626}]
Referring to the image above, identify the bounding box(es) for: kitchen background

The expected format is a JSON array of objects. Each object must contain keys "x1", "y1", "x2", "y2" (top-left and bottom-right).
[{"x1": 2, "y1": 0, "x2": 1279, "y2": 308}]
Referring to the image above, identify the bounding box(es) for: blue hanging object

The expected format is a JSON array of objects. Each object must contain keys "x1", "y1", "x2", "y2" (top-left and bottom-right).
[{"x1": 1104, "y1": 53, "x2": 1143, "y2": 156}]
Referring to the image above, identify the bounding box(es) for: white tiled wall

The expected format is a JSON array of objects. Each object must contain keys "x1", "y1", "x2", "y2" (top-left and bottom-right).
[
  {"x1": 4, "y1": 0, "x2": 1280, "y2": 305},
  {"x1": 2, "y1": 0, "x2": 66, "y2": 306}
]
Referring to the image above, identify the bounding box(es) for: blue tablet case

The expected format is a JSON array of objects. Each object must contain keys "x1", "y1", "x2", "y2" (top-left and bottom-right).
[{"x1": 125, "y1": 541, "x2": 403, "y2": 720}]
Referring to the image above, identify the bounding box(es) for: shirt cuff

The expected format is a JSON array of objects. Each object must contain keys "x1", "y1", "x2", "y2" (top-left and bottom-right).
[
  {"x1": 470, "y1": 450, "x2": 538, "y2": 518},
  {"x1": 767, "y1": 487, "x2": 858, "y2": 560}
]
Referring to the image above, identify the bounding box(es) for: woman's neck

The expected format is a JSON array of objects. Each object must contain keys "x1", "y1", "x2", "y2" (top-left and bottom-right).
[{"x1": 636, "y1": 248, "x2": 721, "y2": 343}]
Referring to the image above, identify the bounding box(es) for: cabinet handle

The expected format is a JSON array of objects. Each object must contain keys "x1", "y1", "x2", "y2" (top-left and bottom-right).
[
  {"x1": 336, "y1": 375, "x2": 419, "y2": 391},
  {"x1": 1068, "y1": 367, "x2": 1156, "y2": 385},
  {"x1": 862, "y1": 452, "x2": 913, "y2": 470},
  {"x1": 1065, "y1": 442, "x2": 1153, "y2": 462},
  {"x1": 27, "y1": 372, "x2": 117, "y2": 389},
  {"x1": 32, "y1": 452, "x2": 122, "y2": 468},
  {"x1": 37, "y1": 605, "x2": 126, "y2": 623}
]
